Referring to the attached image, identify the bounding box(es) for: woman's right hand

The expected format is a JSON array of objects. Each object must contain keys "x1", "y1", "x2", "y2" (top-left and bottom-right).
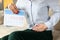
[{"x1": 8, "y1": 3, "x2": 19, "y2": 14}]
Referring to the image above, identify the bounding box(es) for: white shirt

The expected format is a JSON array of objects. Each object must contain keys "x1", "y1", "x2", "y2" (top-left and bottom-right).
[{"x1": 16, "y1": 0, "x2": 60, "y2": 30}]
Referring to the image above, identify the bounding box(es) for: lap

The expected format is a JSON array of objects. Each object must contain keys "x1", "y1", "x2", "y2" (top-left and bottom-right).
[{"x1": 8, "y1": 29, "x2": 53, "y2": 40}]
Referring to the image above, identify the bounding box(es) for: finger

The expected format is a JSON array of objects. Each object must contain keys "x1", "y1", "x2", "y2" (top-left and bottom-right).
[
  {"x1": 32, "y1": 27, "x2": 37, "y2": 30},
  {"x1": 36, "y1": 27, "x2": 46, "y2": 32},
  {"x1": 32, "y1": 26, "x2": 39, "y2": 31},
  {"x1": 39, "y1": 27, "x2": 47, "y2": 32}
]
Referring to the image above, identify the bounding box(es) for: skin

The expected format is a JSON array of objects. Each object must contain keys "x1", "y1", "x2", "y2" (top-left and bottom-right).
[
  {"x1": 9, "y1": 3, "x2": 19, "y2": 14},
  {"x1": 9, "y1": 3, "x2": 48, "y2": 32},
  {"x1": 32, "y1": 24, "x2": 48, "y2": 32}
]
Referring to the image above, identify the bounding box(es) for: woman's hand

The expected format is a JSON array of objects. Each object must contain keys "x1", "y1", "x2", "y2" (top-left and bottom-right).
[
  {"x1": 32, "y1": 24, "x2": 48, "y2": 32},
  {"x1": 8, "y1": 3, "x2": 19, "y2": 14}
]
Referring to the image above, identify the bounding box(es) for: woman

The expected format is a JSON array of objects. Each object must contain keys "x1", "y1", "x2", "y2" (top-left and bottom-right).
[{"x1": 2, "y1": 0, "x2": 60, "y2": 40}]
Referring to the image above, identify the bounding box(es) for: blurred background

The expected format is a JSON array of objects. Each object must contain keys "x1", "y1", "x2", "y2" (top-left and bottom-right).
[
  {"x1": 0, "y1": 0, "x2": 3, "y2": 25},
  {"x1": 0, "y1": 0, "x2": 60, "y2": 40},
  {"x1": 0, "y1": 0, "x2": 3, "y2": 10}
]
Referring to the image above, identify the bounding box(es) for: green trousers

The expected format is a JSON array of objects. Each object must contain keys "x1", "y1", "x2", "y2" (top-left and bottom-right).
[{"x1": 1, "y1": 29, "x2": 53, "y2": 40}]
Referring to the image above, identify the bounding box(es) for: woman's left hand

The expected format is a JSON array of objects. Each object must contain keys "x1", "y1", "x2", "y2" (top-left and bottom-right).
[{"x1": 32, "y1": 24, "x2": 48, "y2": 32}]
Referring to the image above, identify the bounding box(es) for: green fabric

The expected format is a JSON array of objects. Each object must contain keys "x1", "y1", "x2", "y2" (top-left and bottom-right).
[
  {"x1": 8, "y1": 29, "x2": 53, "y2": 40},
  {"x1": 0, "y1": 38, "x2": 1, "y2": 40},
  {"x1": 1, "y1": 35, "x2": 9, "y2": 40},
  {"x1": 1, "y1": 29, "x2": 53, "y2": 40}
]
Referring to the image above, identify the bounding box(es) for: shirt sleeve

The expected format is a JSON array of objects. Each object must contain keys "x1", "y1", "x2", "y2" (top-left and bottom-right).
[
  {"x1": 45, "y1": 0, "x2": 60, "y2": 29},
  {"x1": 16, "y1": 0, "x2": 26, "y2": 9}
]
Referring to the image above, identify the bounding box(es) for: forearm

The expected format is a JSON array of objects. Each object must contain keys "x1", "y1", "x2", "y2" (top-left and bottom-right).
[
  {"x1": 45, "y1": 12, "x2": 60, "y2": 29},
  {"x1": 44, "y1": 0, "x2": 60, "y2": 30}
]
